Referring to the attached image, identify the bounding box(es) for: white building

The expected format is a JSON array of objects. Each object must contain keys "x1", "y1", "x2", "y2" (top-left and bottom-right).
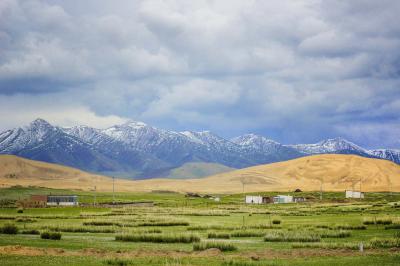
[
  {"x1": 273, "y1": 195, "x2": 293, "y2": 203},
  {"x1": 245, "y1": 195, "x2": 263, "y2": 204},
  {"x1": 47, "y1": 195, "x2": 79, "y2": 206},
  {"x1": 345, "y1": 190, "x2": 364, "y2": 199}
]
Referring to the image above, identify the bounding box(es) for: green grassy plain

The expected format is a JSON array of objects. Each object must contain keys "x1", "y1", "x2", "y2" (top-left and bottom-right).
[{"x1": 0, "y1": 186, "x2": 399, "y2": 265}]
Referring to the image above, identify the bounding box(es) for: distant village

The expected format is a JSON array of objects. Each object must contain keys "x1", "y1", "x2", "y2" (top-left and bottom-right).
[{"x1": 17, "y1": 189, "x2": 365, "y2": 208}]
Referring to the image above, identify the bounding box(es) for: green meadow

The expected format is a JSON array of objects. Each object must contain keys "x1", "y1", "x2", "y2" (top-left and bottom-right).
[{"x1": 0, "y1": 186, "x2": 400, "y2": 265}]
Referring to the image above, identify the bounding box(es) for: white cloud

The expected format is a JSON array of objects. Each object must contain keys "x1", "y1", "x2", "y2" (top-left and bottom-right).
[{"x1": 0, "y1": 0, "x2": 399, "y2": 147}]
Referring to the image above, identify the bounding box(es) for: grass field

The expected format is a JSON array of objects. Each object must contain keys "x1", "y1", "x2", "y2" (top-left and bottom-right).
[{"x1": 0, "y1": 186, "x2": 400, "y2": 265}]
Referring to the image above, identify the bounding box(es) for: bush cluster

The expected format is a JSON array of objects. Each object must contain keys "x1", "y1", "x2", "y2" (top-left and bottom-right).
[
  {"x1": 0, "y1": 224, "x2": 18, "y2": 234},
  {"x1": 41, "y1": 231, "x2": 62, "y2": 240}
]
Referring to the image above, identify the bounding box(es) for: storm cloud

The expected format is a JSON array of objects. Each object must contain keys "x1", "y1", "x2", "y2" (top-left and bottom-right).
[{"x1": 0, "y1": 0, "x2": 399, "y2": 148}]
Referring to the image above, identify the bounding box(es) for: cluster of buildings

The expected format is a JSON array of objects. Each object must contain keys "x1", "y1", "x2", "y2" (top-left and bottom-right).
[
  {"x1": 245, "y1": 190, "x2": 365, "y2": 204},
  {"x1": 21, "y1": 195, "x2": 79, "y2": 207},
  {"x1": 245, "y1": 195, "x2": 306, "y2": 204}
]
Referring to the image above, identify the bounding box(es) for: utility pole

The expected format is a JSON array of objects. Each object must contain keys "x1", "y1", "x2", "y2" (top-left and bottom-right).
[
  {"x1": 320, "y1": 179, "x2": 323, "y2": 201},
  {"x1": 94, "y1": 185, "x2": 97, "y2": 206},
  {"x1": 112, "y1": 176, "x2": 115, "y2": 205}
]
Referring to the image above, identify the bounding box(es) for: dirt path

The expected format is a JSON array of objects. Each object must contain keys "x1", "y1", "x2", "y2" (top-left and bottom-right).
[{"x1": 0, "y1": 245, "x2": 396, "y2": 260}]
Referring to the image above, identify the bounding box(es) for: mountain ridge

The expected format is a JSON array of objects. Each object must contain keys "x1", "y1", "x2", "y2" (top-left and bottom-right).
[{"x1": 0, "y1": 118, "x2": 398, "y2": 179}]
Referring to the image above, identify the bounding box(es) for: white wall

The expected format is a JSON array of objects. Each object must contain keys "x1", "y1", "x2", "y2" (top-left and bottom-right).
[
  {"x1": 245, "y1": 195, "x2": 263, "y2": 204},
  {"x1": 47, "y1": 202, "x2": 78, "y2": 206},
  {"x1": 345, "y1": 190, "x2": 364, "y2": 198}
]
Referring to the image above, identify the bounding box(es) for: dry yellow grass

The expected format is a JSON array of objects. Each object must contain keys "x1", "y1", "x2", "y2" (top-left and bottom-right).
[{"x1": 1, "y1": 154, "x2": 399, "y2": 193}]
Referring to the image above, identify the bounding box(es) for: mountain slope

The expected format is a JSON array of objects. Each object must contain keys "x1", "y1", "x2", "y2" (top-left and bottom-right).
[
  {"x1": 2, "y1": 154, "x2": 399, "y2": 193},
  {"x1": 0, "y1": 155, "x2": 113, "y2": 191},
  {"x1": 188, "y1": 154, "x2": 400, "y2": 193},
  {"x1": 165, "y1": 162, "x2": 236, "y2": 179}
]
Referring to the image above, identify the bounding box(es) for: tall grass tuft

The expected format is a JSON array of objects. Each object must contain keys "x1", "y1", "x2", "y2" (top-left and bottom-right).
[
  {"x1": 137, "y1": 221, "x2": 189, "y2": 227},
  {"x1": 369, "y1": 237, "x2": 400, "y2": 248},
  {"x1": 43, "y1": 225, "x2": 115, "y2": 233},
  {"x1": 363, "y1": 217, "x2": 392, "y2": 225},
  {"x1": 318, "y1": 230, "x2": 351, "y2": 238},
  {"x1": 83, "y1": 221, "x2": 120, "y2": 226},
  {"x1": 193, "y1": 241, "x2": 237, "y2": 252},
  {"x1": 264, "y1": 231, "x2": 320, "y2": 242},
  {"x1": 292, "y1": 242, "x2": 360, "y2": 250},
  {"x1": 15, "y1": 217, "x2": 36, "y2": 223},
  {"x1": 230, "y1": 230, "x2": 265, "y2": 237},
  {"x1": 385, "y1": 223, "x2": 400, "y2": 230},
  {"x1": 21, "y1": 229, "x2": 40, "y2": 235},
  {"x1": 115, "y1": 233, "x2": 200, "y2": 243},
  {"x1": 208, "y1": 232, "x2": 230, "y2": 239}
]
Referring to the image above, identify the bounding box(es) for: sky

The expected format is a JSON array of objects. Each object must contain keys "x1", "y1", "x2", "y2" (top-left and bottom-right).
[{"x1": 0, "y1": 0, "x2": 399, "y2": 149}]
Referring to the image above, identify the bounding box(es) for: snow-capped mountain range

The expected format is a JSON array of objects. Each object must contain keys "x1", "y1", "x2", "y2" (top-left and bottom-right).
[{"x1": 0, "y1": 118, "x2": 398, "y2": 179}]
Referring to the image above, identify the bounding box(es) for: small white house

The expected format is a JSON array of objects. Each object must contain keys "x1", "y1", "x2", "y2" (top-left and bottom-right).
[
  {"x1": 345, "y1": 190, "x2": 364, "y2": 199},
  {"x1": 245, "y1": 195, "x2": 263, "y2": 204},
  {"x1": 273, "y1": 195, "x2": 293, "y2": 203}
]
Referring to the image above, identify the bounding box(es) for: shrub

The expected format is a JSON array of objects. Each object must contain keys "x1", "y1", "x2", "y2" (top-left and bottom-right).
[
  {"x1": 21, "y1": 229, "x2": 40, "y2": 235},
  {"x1": 115, "y1": 233, "x2": 200, "y2": 243},
  {"x1": 272, "y1": 219, "x2": 281, "y2": 225},
  {"x1": 193, "y1": 241, "x2": 237, "y2": 252},
  {"x1": 17, "y1": 208, "x2": 23, "y2": 214},
  {"x1": 0, "y1": 224, "x2": 18, "y2": 234},
  {"x1": 208, "y1": 232, "x2": 230, "y2": 239},
  {"x1": 41, "y1": 231, "x2": 61, "y2": 240},
  {"x1": 264, "y1": 231, "x2": 320, "y2": 242}
]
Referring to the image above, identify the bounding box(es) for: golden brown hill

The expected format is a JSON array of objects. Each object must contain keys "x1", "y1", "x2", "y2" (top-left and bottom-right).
[{"x1": 0, "y1": 154, "x2": 399, "y2": 193}]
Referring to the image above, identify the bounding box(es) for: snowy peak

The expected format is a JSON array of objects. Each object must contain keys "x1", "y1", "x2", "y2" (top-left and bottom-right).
[
  {"x1": 120, "y1": 120, "x2": 148, "y2": 129},
  {"x1": 288, "y1": 137, "x2": 367, "y2": 154},
  {"x1": 232, "y1": 134, "x2": 280, "y2": 148},
  {"x1": 181, "y1": 131, "x2": 231, "y2": 147},
  {"x1": 369, "y1": 149, "x2": 400, "y2": 164},
  {"x1": 63, "y1": 125, "x2": 102, "y2": 144},
  {"x1": 0, "y1": 119, "x2": 58, "y2": 153}
]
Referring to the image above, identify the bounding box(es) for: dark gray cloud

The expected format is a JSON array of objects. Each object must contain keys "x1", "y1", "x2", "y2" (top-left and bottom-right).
[{"x1": 0, "y1": 0, "x2": 399, "y2": 149}]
